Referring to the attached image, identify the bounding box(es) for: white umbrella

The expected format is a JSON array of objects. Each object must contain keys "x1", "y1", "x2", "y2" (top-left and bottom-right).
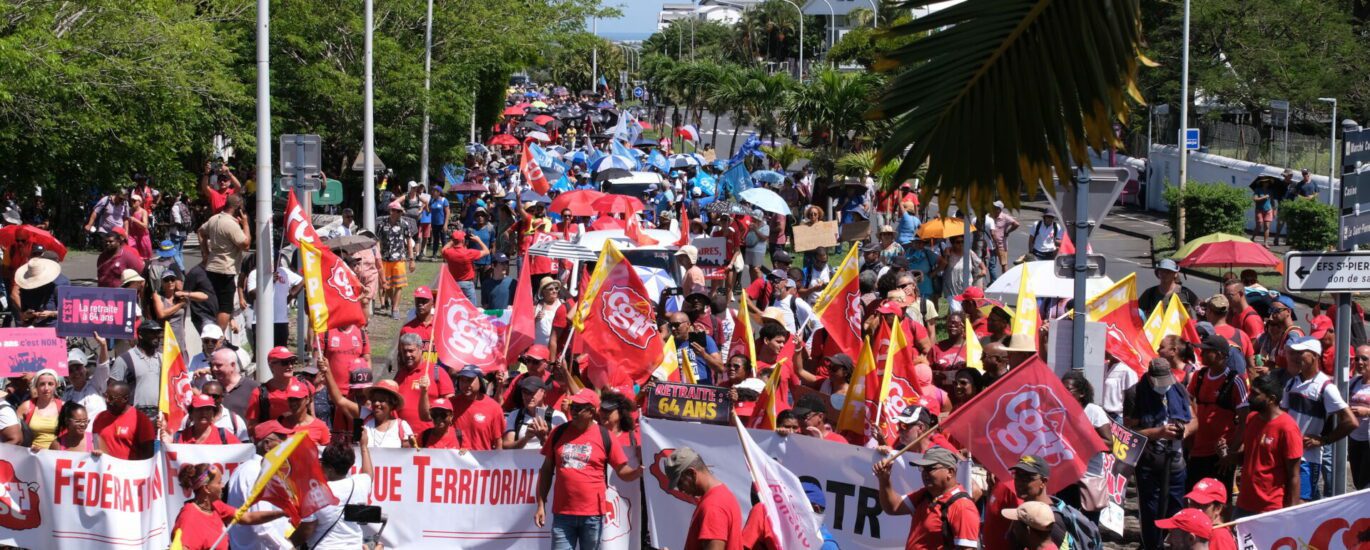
[
  {"x1": 985, "y1": 261, "x2": 1116, "y2": 300},
  {"x1": 528, "y1": 240, "x2": 597, "y2": 262},
  {"x1": 525, "y1": 130, "x2": 551, "y2": 142},
  {"x1": 632, "y1": 265, "x2": 676, "y2": 304}
]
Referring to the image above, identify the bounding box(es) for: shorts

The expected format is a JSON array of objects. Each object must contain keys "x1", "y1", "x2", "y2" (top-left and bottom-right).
[
  {"x1": 1256, "y1": 209, "x2": 1275, "y2": 223},
  {"x1": 382, "y1": 260, "x2": 408, "y2": 290},
  {"x1": 206, "y1": 271, "x2": 237, "y2": 315},
  {"x1": 418, "y1": 222, "x2": 432, "y2": 238}
]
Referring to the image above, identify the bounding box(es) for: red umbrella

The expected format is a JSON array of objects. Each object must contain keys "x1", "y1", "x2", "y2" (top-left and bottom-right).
[
  {"x1": 533, "y1": 114, "x2": 556, "y2": 126},
  {"x1": 588, "y1": 215, "x2": 627, "y2": 231},
  {"x1": 1177, "y1": 240, "x2": 1280, "y2": 269},
  {"x1": 637, "y1": 120, "x2": 652, "y2": 130},
  {"x1": 0, "y1": 224, "x2": 67, "y2": 261},
  {"x1": 488, "y1": 134, "x2": 520, "y2": 147},
  {"x1": 549, "y1": 189, "x2": 605, "y2": 217},
  {"x1": 590, "y1": 194, "x2": 644, "y2": 216},
  {"x1": 502, "y1": 106, "x2": 526, "y2": 117}
]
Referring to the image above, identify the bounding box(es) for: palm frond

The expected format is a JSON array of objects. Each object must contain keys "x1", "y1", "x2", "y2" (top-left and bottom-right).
[{"x1": 870, "y1": 0, "x2": 1148, "y2": 211}]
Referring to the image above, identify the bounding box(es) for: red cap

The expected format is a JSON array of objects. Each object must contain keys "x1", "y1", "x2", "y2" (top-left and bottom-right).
[
  {"x1": 876, "y1": 300, "x2": 904, "y2": 316},
  {"x1": 522, "y1": 344, "x2": 551, "y2": 362},
  {"x1": 1310, "y1": 315, "x2": 1334, "y2": 339},
  {"x1": 568, "y1": 389, "x2": 600, "y2": 409},
  {"x1": 252, "y1": 420, "x2": 292, "y2": 441},
  {"x1": 1154, "y1": 508, "x2": 1213, "y2": 540},
  {"x1": 111, "y1": 226, "x2": 128, "y2": 237},
  {"x1": 284, "y1": 382, "x2": 310, "y2": 399},
  {"x1": 450, "y1": 230, "x2": 467, "y2": 243},
  {"x1": 1184, "y1": 478, "x2": 1228, "y2": 505},
  {"x1": 956, "y1": 286, "x2": 985, "y2": 302},
  {"x1": 733, "y1": 400, "x2": 758, "y2": 417},
  {"x1": 189, "y1": 394, "x2": 217, "y2": 409},
  {"x1": 267, "y1": 346, "x2": 297, "y2": 363},
  {"x1": 430, "y1": 397, "x2": 454, "y2": 413},
  {"x1": 414, "y1": 286, "x2": 433, "y2": 301}
]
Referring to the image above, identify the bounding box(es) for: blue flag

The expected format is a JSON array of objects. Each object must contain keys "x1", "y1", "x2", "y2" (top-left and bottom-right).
[
  {"x1": 730, "y1": 133, "x2": 767, "y2": 165},
  {"x1": 611, "y1": 140, "x2": 641, "y2": 170},
  {"x1": 587, "y1": 149, "x2": 607, "y2": 169},
  {"x1": 442, "y1": 164, "x2": 466, "y2": 187},
  {"x1": 692, "y1": 170, "x2": 717, "y2": 197},
  {"x1": 529, "y1": 142, "x2": 554, "y2": 168},
  {"x1": 720, "y1": 162, "x2": 751, "y2": 195},
  {"x1": 648, "y1": 149, "x2": 669, "y2": 173}
]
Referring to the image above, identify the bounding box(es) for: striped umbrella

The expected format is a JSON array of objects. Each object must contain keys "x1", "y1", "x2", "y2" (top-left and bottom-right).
[
  {"x1": 591, "y1": 154, "x2": 636, "y2": 174},
  {"x1": 528, "y1": 240, "x2": 598, "y2": 262}
]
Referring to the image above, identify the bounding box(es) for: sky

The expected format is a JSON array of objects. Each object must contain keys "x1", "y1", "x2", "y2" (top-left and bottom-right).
[{"x1": 593, "y1": 0, "x2": 668, "y2": 41}]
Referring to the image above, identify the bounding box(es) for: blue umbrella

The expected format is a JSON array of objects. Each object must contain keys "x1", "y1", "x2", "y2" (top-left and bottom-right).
[
  {"x1": 752, "y1": 170, "x2": 785, "y2": 185},
  {"x1": 738, "y1": 187, "x2": 790, "y2": 216},
  {"x1": 519, "y1": 190, "x2": 552, "y2": 204},
  {"x1": 669, "y1": 154, "x2": 701, "y2": 168},
  {"x1": 591, "y1": 154, "x2": 637, "y2": 173}
]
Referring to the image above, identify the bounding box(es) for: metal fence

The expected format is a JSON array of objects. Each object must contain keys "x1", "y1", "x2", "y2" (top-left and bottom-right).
[{"x1": 1134, "y1": 117, "x2": 1337, "y2": 178}]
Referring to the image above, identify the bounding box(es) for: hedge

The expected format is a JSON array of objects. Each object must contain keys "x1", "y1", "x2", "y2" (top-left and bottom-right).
[
  {"x1": 1279, "y1": 197, "x2": 1338, "y2": 251},
  {"x1": 1162, "y1": 182, "x2": 1249, "y2": 239}
]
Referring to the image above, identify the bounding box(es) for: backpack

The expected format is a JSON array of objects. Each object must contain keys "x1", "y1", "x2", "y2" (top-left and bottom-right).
[
  {"x1": 1053, "y1": 497, "x2": 1103, "y2": 550},
  {"x1": 929, "y1": 491, "x2": 976, "y2": 550}
]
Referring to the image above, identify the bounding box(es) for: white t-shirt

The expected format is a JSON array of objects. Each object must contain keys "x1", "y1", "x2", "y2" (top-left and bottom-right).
[
  {"x1": 1029, "y1": 220, "x2": 1062, "y2": 254},
  {"x1": 304, "y1": 474, "x2": 373, "y2": 550},
  {"x1": 363, "y1": 417, "x2": 414, "y2": 449},
  {"x1": 1349, "y1": 378, "x2": 1370, "y2": 442},
  {"x1": 227, "y1": 457, "x2": 292, "y2": 550},
  {"x1": 1102, "y1": 362, "x2": 1139, "y2": 415},
  {"x1": 246, "y1": 264, "x2": 303, "y2": 324},
  {"x1": 1281, "y1": 372, "x2": 1349, "y2": 463},
  {"x1": 0, "y1": 403, "x2": 18, "y2": 432},
  {"x1": 1084, "y1": 402, "x2": 1110, "y2": 428},
  {"x1": 504, "y1": 406, "x2": 567, "y2": 449}
]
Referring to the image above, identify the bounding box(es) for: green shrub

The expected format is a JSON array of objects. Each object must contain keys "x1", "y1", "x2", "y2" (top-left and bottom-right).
[
  {"x1": 1279, "y1": 198, "x2": 1338, "y2": 251},
  {"x1": 1162, "y1": 182, "x2": 1249, "y2": 239}
]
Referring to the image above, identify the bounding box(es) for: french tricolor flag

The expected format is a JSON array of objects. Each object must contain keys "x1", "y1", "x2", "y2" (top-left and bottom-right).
[{"x1": 675, "y1": 124, "x2": 700, "y2": 142}]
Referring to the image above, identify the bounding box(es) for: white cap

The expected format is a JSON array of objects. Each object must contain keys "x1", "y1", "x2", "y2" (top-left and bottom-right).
[
  {"x1": 992, "y1": 200, "x2": 1005, "y2": 208},
  {"x1": 67, "y1": 349, "x2": 90, "y2": 365},
  {"x1": 735, "y1": 378, "x2": 767, "y2": 393},
  {"x1": 1288, "y1": 336, "x2": 1323, "y2": 355},
  {"x1": 407, "y1": 180, "x2": 420, "y2": 188},
  {"x1": 200, "y1": 324, "x2": 224, "y2": 340}
]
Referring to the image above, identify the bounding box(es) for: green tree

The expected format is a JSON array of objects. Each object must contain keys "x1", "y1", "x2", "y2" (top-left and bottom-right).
[
  {"x1": 642, "y1": 19, "x2": 742, "y2": 63},
  {"x1": 785, "y1": 69, "x2": 878, "y2": 159}
]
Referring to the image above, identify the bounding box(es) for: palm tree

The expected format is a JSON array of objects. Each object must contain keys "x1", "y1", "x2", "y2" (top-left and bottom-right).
[
  {"x1": 762, "y1": 144, "x2": 811, "y2": 172},
  {"x1": 785, "y1": 69, "x2": 877, "y2": 160},
  {"x1": 713, "y1": 70, "x2": 762, "y2": 155},
  {"x1": 750, "y1": 71, "x2": 795, "y2": 147},
  {"x1": 868, "y1": 0, "x2": 1148, "y2": 210}
]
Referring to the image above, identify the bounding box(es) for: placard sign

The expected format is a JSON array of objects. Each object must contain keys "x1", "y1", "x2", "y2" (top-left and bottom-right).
[
  {"x1": 1098, "y1": 421, "x2": 1149, "y2": 535},
  {"x1": 56, "y1": 286, "x2": 138, "y2": 338},
  {"x1": 793, "y1": 221, "x2": 838, "y2": 252},
  {"x1": 644, "y1": 382, "x2": 733, "y2": 425},
  {"x1": 692, "y1": 237, "x2": 728, "y2": 267},
  {"x1": 0, "y1": 327, "x2": 69, "y2": 376}
]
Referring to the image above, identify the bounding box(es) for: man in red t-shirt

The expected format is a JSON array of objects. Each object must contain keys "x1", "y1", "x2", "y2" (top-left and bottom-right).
[
  {"x1": 980, "y1": 479, "x2": 1023, "y2": 550},
  {"x1": 663, "y1": 445, "x2": 741, "y2": 550},
  {"x1": 1156, "y1": 507, "x2": 1226, "y2": 550},
  {"x1": 875, "y1": 447, "x2": 980, "y2": 550},
  {"x1": 534, "y1": 389, "x2": 642, "y2": 547},
  {"x1": 450, "y1": 365, "x2": 504, "y2": 450},
  {"x1": 92, "y1": 381, "x2": 155, "y2": 460},
  {"x1": 1186, "y1": 334, "x2": 1249, "y2": 492},
  {"x1": 322, "y1": 323, "x2": 369, "y2": 390},
  {"x1": 400, "y1": 286, "x2": 437, "y2": 363},
  {"x1": 1179, "y1": 478, "x2": 1238, "y2": 550},
  {"x1": 245, "y1": 347, "x2": 314, "y2": 430},
  {"x1": 440, "y1": 230, "x2": 488, "y2": 304},
  {"x1": 392, "y1": 333, "x2": 455, "y2": 433},
  {"x1": 1223, "y1": 281, "x2": 1264, "y2": 341},
  {"x1": 1235, "y1": 375, "x2": 1303, "y2": 516},
  {"x1": 271, "y1": 381, "x2": 330, "y2": 446}
]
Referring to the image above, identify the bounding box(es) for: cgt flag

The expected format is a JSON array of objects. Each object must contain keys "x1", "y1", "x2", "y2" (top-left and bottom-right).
[
  {"x1": 812, "y1": 245, "x2": 863, "y2": 360},
  {"x1": 735, "y1": 416, "x2": 825, "y2": 550},
  {"x1": 521, "y1": 139, "x2": 551, "y2": 195},
  {"x1": 579, "y1": 242, "x2": 665, "y2": 385},
  {"x1": 939, "y1": 356, "x2": 1108, "y2": 493},
  {"x1": 1232, "y1": 486, "x2": 1370, "y2": 550},
  {"x1": 248, "y1": 433, "x2": 337, "y2": 523},
  {"x1": 285, "y1": 193, "x2": 367, "y2": 332},
  {"x1": 502, "y1": 252, "x2": 536, "y2": 366},
  {"x1": 1086, "y1": 273, "x2": 1155, "y2": 375},
  {"x1": 158, "y1": 321, "x2": 192, "y2": 431},
  {"x1": 435, "y1": 265, "x2": 505, "y2": 372}
]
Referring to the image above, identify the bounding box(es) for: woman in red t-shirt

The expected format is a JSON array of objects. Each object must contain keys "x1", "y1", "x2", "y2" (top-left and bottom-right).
[
  {"x1": 930, "y1": 312, "x2": 969, "y2": 391},
  {"x1": 419, "y1": 398, "x2": 464, "y2": 449},
  {"x1": 170, "y1": 395, "x2": 241, "y2": 445},
  {"x1": 171, "y1": 463, "x2": 285, "y2": 550}
]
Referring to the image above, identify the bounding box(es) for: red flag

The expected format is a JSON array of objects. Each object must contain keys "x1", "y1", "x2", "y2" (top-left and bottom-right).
[
  {"x1": 626, "y1": 213, "x2": 659, "y2": 246},
  {"x1": 503, "y1": 252, "x2": 536, "y2": 365},
  {"x1": 812, "y1": 246, "x2": 862, "y2": 359},
  {"x1": 434, "y1": 266, "x2": 505, "y2": 372},
  {"x1": 286, "y1": 193, "x2": 367, "y2": 332},
  {"x1": 1086, "y1": 273, "x2": 1155, "y2": 375},
  {"x1": 748, "y1": 351, "x2": 788, "y2": 430},
  {"x1": 674, "y1": 202, "x2": 690, "y2": 247},
  {"x1": 1058, "y1": 230, "x2": 1093, "y2": 256},
  {"x1": 521, "y1": 140, "x2": 551, "y2": 195},
  {"x1": 940, "y1": 356, "x2": 1109, "y2": 493},
  {"x1": 579, "y1": 252, "x2": 665, "y2": 385},
  {"x1": 158, "y1": 323, "x2": 191, "y2": 431},
  {"x1": 257, "y1": 435, "x2": 337, "y2": 523}
]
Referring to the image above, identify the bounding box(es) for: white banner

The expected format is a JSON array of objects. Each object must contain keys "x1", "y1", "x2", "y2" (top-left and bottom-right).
[
  {"x1": 0, "y1": 444, "x2": 170, "y2": 549},
  {"x1": 164, "y1": 443, "x2": 256, "y2": 519},
  {"x1": 1234, "y1": 487, "x2": 1370, "y2": 550},
  {"x1": 642, "y1": 417, "x2": 925, "y2": 550},
  {"x1": 735, "y1": 417, "x2": 826, "y2": 549},
  {"x1": 361, "y1": 448, "x2": 639, "y2": 549}
]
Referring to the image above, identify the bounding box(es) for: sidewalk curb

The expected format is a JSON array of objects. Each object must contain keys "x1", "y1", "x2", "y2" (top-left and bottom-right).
[{"x1": 1018, "y1": 203, "x2": 1154, "y2": 241}]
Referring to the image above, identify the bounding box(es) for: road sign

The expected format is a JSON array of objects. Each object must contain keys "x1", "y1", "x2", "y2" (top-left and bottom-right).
[
  {"x1": 633, "y1": 87, "x2": 644, "y2": 99},
  {"x1": 1054, "y1": 254, "x2": 1107, "y2": 279},
  {"x1": 1284, "y1": 251, "x2": 1370, "y2": 292},
  {"x1": 1270, "y1": 100, "x2": 1290, "y2": 126},
  {"x1": 351, "y1": 150, "x2": 386, "y2": 172},
  {"x1": 279, "y1": 175, "x2": 323, "y2": 191},
  {"x1": 279, "y1": 134, "x2": 322, "y2": 176},
  {"x1": 1184, "y1": 128, "x2": 1201, "y2": 150},
  {"x1": 1041, "y1": 166, "x2": 1132, "y2": 228}
]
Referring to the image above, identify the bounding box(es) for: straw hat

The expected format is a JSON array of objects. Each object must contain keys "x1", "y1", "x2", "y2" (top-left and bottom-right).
[
  {"x1": 15, "y1": 258, "x2": 61, "y2": 290},
  {"x1": 1004, "y1": 331, "x2": 1038, "y2": 353}
]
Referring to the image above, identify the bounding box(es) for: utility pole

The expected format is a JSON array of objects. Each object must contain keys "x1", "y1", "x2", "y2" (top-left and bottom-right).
[
  {"x1": 362, "y1": 0, "x2": 376, "y2": 231},
  {"x1": 781, "y1": 0, "x2": 803, "y2": 82},
  {"x1": 253, "y1": 0, "x2": 274, "y2": 382},
  {"x1": 1176, "y1": 0, "x2": 1190, "y2": 247},
  {"x1": 420, "y1": 0, "x2": 433, "y2": 189}
]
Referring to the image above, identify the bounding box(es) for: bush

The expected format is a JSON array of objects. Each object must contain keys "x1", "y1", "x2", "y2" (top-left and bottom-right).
[
  {"x1": 1280, "y1": 198, "x2": 1338, "y2": 251},
  {"x1": 1162, "y1": 182, "x2": 1249, "y2": 240}
]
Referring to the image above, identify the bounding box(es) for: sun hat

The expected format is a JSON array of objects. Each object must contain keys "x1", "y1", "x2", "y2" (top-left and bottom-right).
[{"x1": 14, "y1": 258, "x2": 61, "y2": 290}]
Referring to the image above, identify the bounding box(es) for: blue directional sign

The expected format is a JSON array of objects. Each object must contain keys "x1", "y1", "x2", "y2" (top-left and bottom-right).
[
  {"x1": 1184, "y1": 128, "x2": 1200, "y2": 150},
  {"x1": 633, "y1": 87, "x2": 645, "y2": 99}
]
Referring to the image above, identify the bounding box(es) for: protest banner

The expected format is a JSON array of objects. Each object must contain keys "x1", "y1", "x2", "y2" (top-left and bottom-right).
[
  {"x1": 1233, "y1": 486, "x2": 1370, "y2": 550},
  {"x1": 793, "y1": 221, "x2": 838, "y2": 252},
  {"x1": 691, "y1": 237, "x2": 728, "y2": 267},
  {"x1": 1098, "y1": 422, "x2": 1148, "y2": 535},
  {"x1": 56, "y1": 286, "x2": 138, "y2": 339},
  {"x1": 0, "y1": 444, "x2": 170, "y2": 549},
  {"x1": 644, "y1": 382, "x2": 733, "y2": 425},
  {"x1": 642, "y1": 417, "x2": 924, "y2": 550},
  {"x1": 163, "y1": 443, "x2": 256, "y2": 519},
  {"x1": 0, "y1": 327, "x2": 69, "y2": 376}
]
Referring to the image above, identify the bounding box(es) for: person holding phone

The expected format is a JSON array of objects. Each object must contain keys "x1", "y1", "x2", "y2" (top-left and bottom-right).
[
  {"x1": 663, "y1": 312, "x2": 722, "y2": 384},
  {"x1": 197, "y1": 192, "x2": 250, "y2": 331},
  {"x1": 1126, "y1": 358, "x2": 1194, "y2": 550}
]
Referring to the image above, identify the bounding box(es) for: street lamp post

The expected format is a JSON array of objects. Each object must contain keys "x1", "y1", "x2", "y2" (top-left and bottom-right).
[
  {"x1": 253, "y1": 0, "x2": 274, "y2": 382},
  {"x1": 591, "y1": 18, "x2": 598, "y2": 94},
  {"x1": 1176, "y1": 0, "x2": 1190, "y2": 247},
  {"x1": 780, "y1": 0, "x2": 803, "y2": 82},
  {"x1": 420, "y1": 0, "x2": 433, "y2": 189},
  {"x1": 865, "y1": 0, "x2": 878, "y2": 26},
  {"x1": 1319, "y1": 97, "x2": 1349, "y2": 498},
  {"x1": 362, "y1": 0, "x2": 376, "y2": 231}
]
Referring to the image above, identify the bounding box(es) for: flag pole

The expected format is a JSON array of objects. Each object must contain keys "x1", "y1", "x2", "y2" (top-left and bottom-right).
[{"x1": 879, "y1": 425, "x2": 942, "y2": 467}]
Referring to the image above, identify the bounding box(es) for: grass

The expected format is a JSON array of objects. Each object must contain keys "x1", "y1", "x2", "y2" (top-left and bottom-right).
[{"x1": 368, "y1": 259, "x2": 444, "y2": 362}]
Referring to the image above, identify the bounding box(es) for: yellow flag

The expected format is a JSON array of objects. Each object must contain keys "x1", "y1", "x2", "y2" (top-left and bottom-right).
[
  {"x1": 1143, "y1": 301, "x2": 1167, "y2": 350},
  {"x1": 573, "y1": 239, "x2": 628, "y2": 330},
  {"x1": 836, "y1": 337, "x2": 875, "y2": 433},
  {"x1": 813, "y1": 244, "x2": 861, "y2": 316},
  {"x1": 737, "y1": 290, "x2": 757, "y2": 369},
  {"x1": 235, "y1": 432, "x2": 309, "y2": 518},
  {"x1": 681, "y1": 343, "x2": 698, "y2": 384},
  {"x1": 654, "y1": 336, "x2": 682, "y2": 381},
  {"x1": 1086, "y1": 273, "x2": 1138, "y2": 322},
  {"x1": 965, "y1": 318, "x2": 984, "y2": 371},
  {"x1": 1157, "y1": 293, "x2": 1191, "y2": 345},
  {"x1": 1009, "y1": 262, "x2": 1039, "y2": 350},
  {"x1": 873, "y1": 317, "x2": 907, "y2": 431}
]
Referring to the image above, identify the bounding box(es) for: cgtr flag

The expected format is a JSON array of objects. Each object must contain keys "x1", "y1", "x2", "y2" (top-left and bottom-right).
[{"x1": 579, "y1": 244, "x2": 665, "y2": 385}]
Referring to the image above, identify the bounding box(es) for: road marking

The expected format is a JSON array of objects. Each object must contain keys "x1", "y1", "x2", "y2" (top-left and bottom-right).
[{"x1": 1111, "y1": 212, "x2": 1170, "y2": 229}]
